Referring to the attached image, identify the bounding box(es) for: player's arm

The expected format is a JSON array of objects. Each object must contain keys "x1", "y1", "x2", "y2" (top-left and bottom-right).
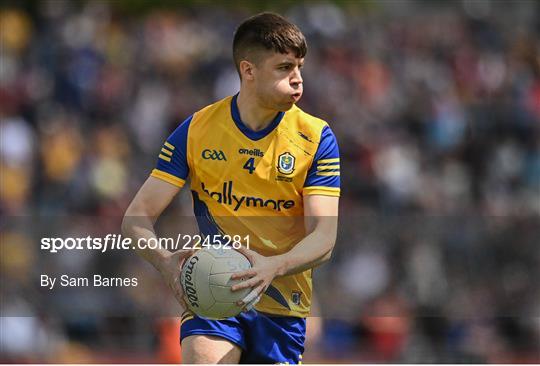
[
  {"x1": 122, "y1": 177, "x2": 194, "y2": 307},
  {"x1": 231, "y1": 195, "x2": 337, "y2": 300},
  {"x1": 276, "y1": 194, "x2": 338, "y2": 274},
  {"x1": 122, "y1": 176, "x2": 182, "y2": 268},
  {"x1": 122, "y1": 115, "x2": 193, "y2": 307}
]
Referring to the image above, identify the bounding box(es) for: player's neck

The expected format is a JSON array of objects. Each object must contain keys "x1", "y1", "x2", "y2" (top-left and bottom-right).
[{"x1": 236, "y1": 91, "x2": 279, "y2": 132}]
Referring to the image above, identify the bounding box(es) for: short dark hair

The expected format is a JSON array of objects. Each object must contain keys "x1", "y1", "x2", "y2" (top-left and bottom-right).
[{"x1": 233, "y1": 12, "x2": 307, "y2": 76}]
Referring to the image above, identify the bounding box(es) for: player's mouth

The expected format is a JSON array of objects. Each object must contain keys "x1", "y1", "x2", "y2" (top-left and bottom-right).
[{"x1": 291, "y1": 92, "x2": 302, "y2": 102}]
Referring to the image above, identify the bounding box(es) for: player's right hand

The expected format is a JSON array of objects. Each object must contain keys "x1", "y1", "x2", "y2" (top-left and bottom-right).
[{"x1": 158, "y1": 249, "x2": 195, "y2": 309}]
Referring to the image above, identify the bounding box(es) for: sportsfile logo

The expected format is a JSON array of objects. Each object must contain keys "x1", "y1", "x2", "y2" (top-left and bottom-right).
[
  {"x1": 202, "y1": 149, "x2": 227, "y2": 161},
  {"x1": 201, "y1": 181, "x2": 295, "y2": 211}
]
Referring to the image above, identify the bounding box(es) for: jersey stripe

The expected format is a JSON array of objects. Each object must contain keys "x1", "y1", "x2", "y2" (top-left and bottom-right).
[
  {"x1": 317, "y1": 165, "x2": 340, "y2": 171},
  {"x1": 158, "y1": 153, "x2": 171, "y2": 162},
  {"x1": 164, "y1": 141, "x2": 175, "y2": 150},
  {"x1": 316, "y1": 171, "x2": 340, "y2": 176},
  {"x1": 151, "y1": 168, "x2": 185, "y2": 187},
  {"x1": 304, "y1": 125, "x2": 340, "y2": 190},
  {"x1": 318, "y1": 158, "x2": 339, "y2": 164},
  {"x1": 303, "y1": 186, "x2": 340, "y2": 196},
  {"x1": 160, "y1": 147, "x2": 173, "y2": 156},
  {"x1": 181, "y1": 315, "x2": 194, "y2": 324},
  {"x1": 181, "y1": 311, "x2": 193, "y2": 322}
]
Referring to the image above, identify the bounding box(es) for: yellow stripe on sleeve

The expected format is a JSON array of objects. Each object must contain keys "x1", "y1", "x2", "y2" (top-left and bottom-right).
[
  {"x1": 158, "y1": 154, "x2": 171, "y2": 162},
  {"x1": 318, "y1": 158, "x2": 339, "y2": 164},
  {"x1": 316, "y1": 171, "x2": 340, "y2": 176},
  {"x1": 317, "y1": 165, "x2": 340, "y2": 171},
  {"x1": 164, "y1": 141, "x2": 175, "y2": 150},
  {"x1": 160, "y1": 148, "x2": 173, "y2": 156},
  {"x1": 150, "y1": 169, "x2": 185, "y2": 187},
  {"x1": 303, "y1": 186, "x2": 340, "y2": 197}
]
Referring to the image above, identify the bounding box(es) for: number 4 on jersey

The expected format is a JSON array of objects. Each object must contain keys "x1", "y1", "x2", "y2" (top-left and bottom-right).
[{"x1": 243, "y1": 158, "x2": 255, "y2": 174}]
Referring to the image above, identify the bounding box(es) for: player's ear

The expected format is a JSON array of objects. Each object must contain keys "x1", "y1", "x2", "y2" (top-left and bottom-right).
[{"x1": 239, "y1": 60, "x2": 255, "y2": 81}]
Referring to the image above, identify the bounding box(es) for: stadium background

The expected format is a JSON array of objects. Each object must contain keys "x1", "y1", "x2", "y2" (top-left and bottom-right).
[{"x1": 1, "y1": 0, "x2": 539, "y2": 363}]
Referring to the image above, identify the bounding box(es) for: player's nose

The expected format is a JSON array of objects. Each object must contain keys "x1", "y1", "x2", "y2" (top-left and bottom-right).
[{"x1": 290, "y1": 67, "x2": 303, "y2": 86}]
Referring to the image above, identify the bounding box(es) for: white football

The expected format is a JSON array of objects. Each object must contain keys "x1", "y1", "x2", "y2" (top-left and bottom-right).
[{"x1": 180, "y1": 247, "x2": 251, "y2": 319}]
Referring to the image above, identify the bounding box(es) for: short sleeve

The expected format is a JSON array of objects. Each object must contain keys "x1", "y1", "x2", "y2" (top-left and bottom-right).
[
  {"x1": 303, "y1": 125, "x2": 340, "y2": 197},
  {"x1": 150, "y1": 115, "x2": 192, "y2": 187}
]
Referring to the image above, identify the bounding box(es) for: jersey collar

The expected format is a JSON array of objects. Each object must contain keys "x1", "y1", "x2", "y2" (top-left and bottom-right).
[{"x1": 230, "y1": 94, "x2": 285, "y2": 141}]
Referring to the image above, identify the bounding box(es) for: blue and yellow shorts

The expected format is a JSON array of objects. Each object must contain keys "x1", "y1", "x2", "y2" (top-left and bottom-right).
[{"x1": 181, "y1": 310, "x2": 306, "y2": 364}]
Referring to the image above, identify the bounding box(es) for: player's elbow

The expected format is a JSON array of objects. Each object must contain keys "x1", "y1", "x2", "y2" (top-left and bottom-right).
[
  {"x1": 122, "y1": 200, "x2": 148, "y2": 236},
  {"x1": 320, "y1": 250, "x2": 333, "y2": 264},
  {"x1": 320, "y1": 234, "x2": 336, "y2": 264},
  {"x1": 121, "y1": 208, "x2": 135, "y2": 237},
  {"x1": 121, "y1": 215, "x2": 132, "y2": 237}
]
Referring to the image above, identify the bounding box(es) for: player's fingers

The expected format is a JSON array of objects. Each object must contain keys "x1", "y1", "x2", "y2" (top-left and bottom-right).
[
  {"x1": 231, "y1": 276, "x2": 262, "y2": 291},
  {"x1": 230, "y1": 269, "x2": 256, "y2": 280}
]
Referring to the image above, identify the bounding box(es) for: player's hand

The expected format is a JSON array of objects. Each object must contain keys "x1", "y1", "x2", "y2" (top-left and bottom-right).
[
  {"x1": 158, "y1": 249, "x2": 196, "y2": 309},
  {"x1": 230, "y1": 246, "x2": 281, "y2": 308}
]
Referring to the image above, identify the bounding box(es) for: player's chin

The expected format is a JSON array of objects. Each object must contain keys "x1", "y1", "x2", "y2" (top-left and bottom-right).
[
  {"x1": 277, "y1": 98, "x2": 299, "y2": 111},
  {"x1": 278, "y1": 103, "x2": 295, "y2": 111}
]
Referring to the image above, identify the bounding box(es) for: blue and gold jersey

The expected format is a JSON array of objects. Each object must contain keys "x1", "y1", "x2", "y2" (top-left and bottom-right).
[{"x1": 151, "y1": 94, "x2": 340, "y2": 317}]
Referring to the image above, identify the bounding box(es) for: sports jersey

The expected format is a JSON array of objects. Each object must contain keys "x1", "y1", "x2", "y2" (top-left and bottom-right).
[{"x1": 151, "y1": 94, "x2": 340, "y2": 317}]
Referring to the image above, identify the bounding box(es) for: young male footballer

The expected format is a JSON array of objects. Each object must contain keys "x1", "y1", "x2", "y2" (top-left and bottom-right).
[{"x1": 123, "y1": 12, "x2": 340, "y2": 364}]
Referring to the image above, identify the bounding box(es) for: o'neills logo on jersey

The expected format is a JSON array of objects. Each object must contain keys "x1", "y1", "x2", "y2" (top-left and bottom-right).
[
  {"x1": 238, "y1": 148, "x2": 264, "y2": 157},
  {"x1": 201, "y1": 181, "x2": 295, "y2": 212}
]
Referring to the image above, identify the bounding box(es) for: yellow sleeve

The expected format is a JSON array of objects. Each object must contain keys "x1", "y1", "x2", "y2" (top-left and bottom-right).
[
  {"x1": 302, "y1": 186, "x2": 340, "y2": 197},
  {"x1": 150, "y1": 168, "x2": 185, "y2": 188}
]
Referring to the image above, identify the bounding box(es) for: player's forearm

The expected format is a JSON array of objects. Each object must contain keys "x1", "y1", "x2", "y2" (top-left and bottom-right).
[
  {"x1": 273, "y1": 228, "x2": 336, "y2": 276},
  {"x1": 121, "y1": 214, "x2": 169, "y2": 271}
]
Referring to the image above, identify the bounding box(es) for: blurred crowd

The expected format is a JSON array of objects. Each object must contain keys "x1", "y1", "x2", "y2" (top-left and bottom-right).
[{"x1": 1, "y1": 0, "x2": 539, "y2": 363}]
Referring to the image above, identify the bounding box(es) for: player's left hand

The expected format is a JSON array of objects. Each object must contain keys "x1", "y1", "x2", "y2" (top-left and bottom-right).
[{"x1": 230, "y1": 246, "x2": 281, "y2": 308}]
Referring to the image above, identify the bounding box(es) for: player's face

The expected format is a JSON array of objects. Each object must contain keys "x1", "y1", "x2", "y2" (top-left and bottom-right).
[{"x1": 254, "y1": 50, "x2": 304, "y2": 111}]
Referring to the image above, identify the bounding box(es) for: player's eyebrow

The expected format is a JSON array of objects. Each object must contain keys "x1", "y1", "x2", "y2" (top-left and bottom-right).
[{"x1": 276, "y1": 60, "x2": 304, "y2": 67}]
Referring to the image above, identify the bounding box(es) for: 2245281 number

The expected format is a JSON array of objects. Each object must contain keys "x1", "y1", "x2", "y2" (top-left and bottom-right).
[{"x1": 181, "y1": 234, "x2": 249, "y2": 250}]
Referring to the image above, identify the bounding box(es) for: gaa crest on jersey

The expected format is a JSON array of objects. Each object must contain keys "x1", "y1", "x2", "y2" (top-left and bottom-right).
[{"x1": 277, "y1": 152, "x2": 295, "y2": 175}]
